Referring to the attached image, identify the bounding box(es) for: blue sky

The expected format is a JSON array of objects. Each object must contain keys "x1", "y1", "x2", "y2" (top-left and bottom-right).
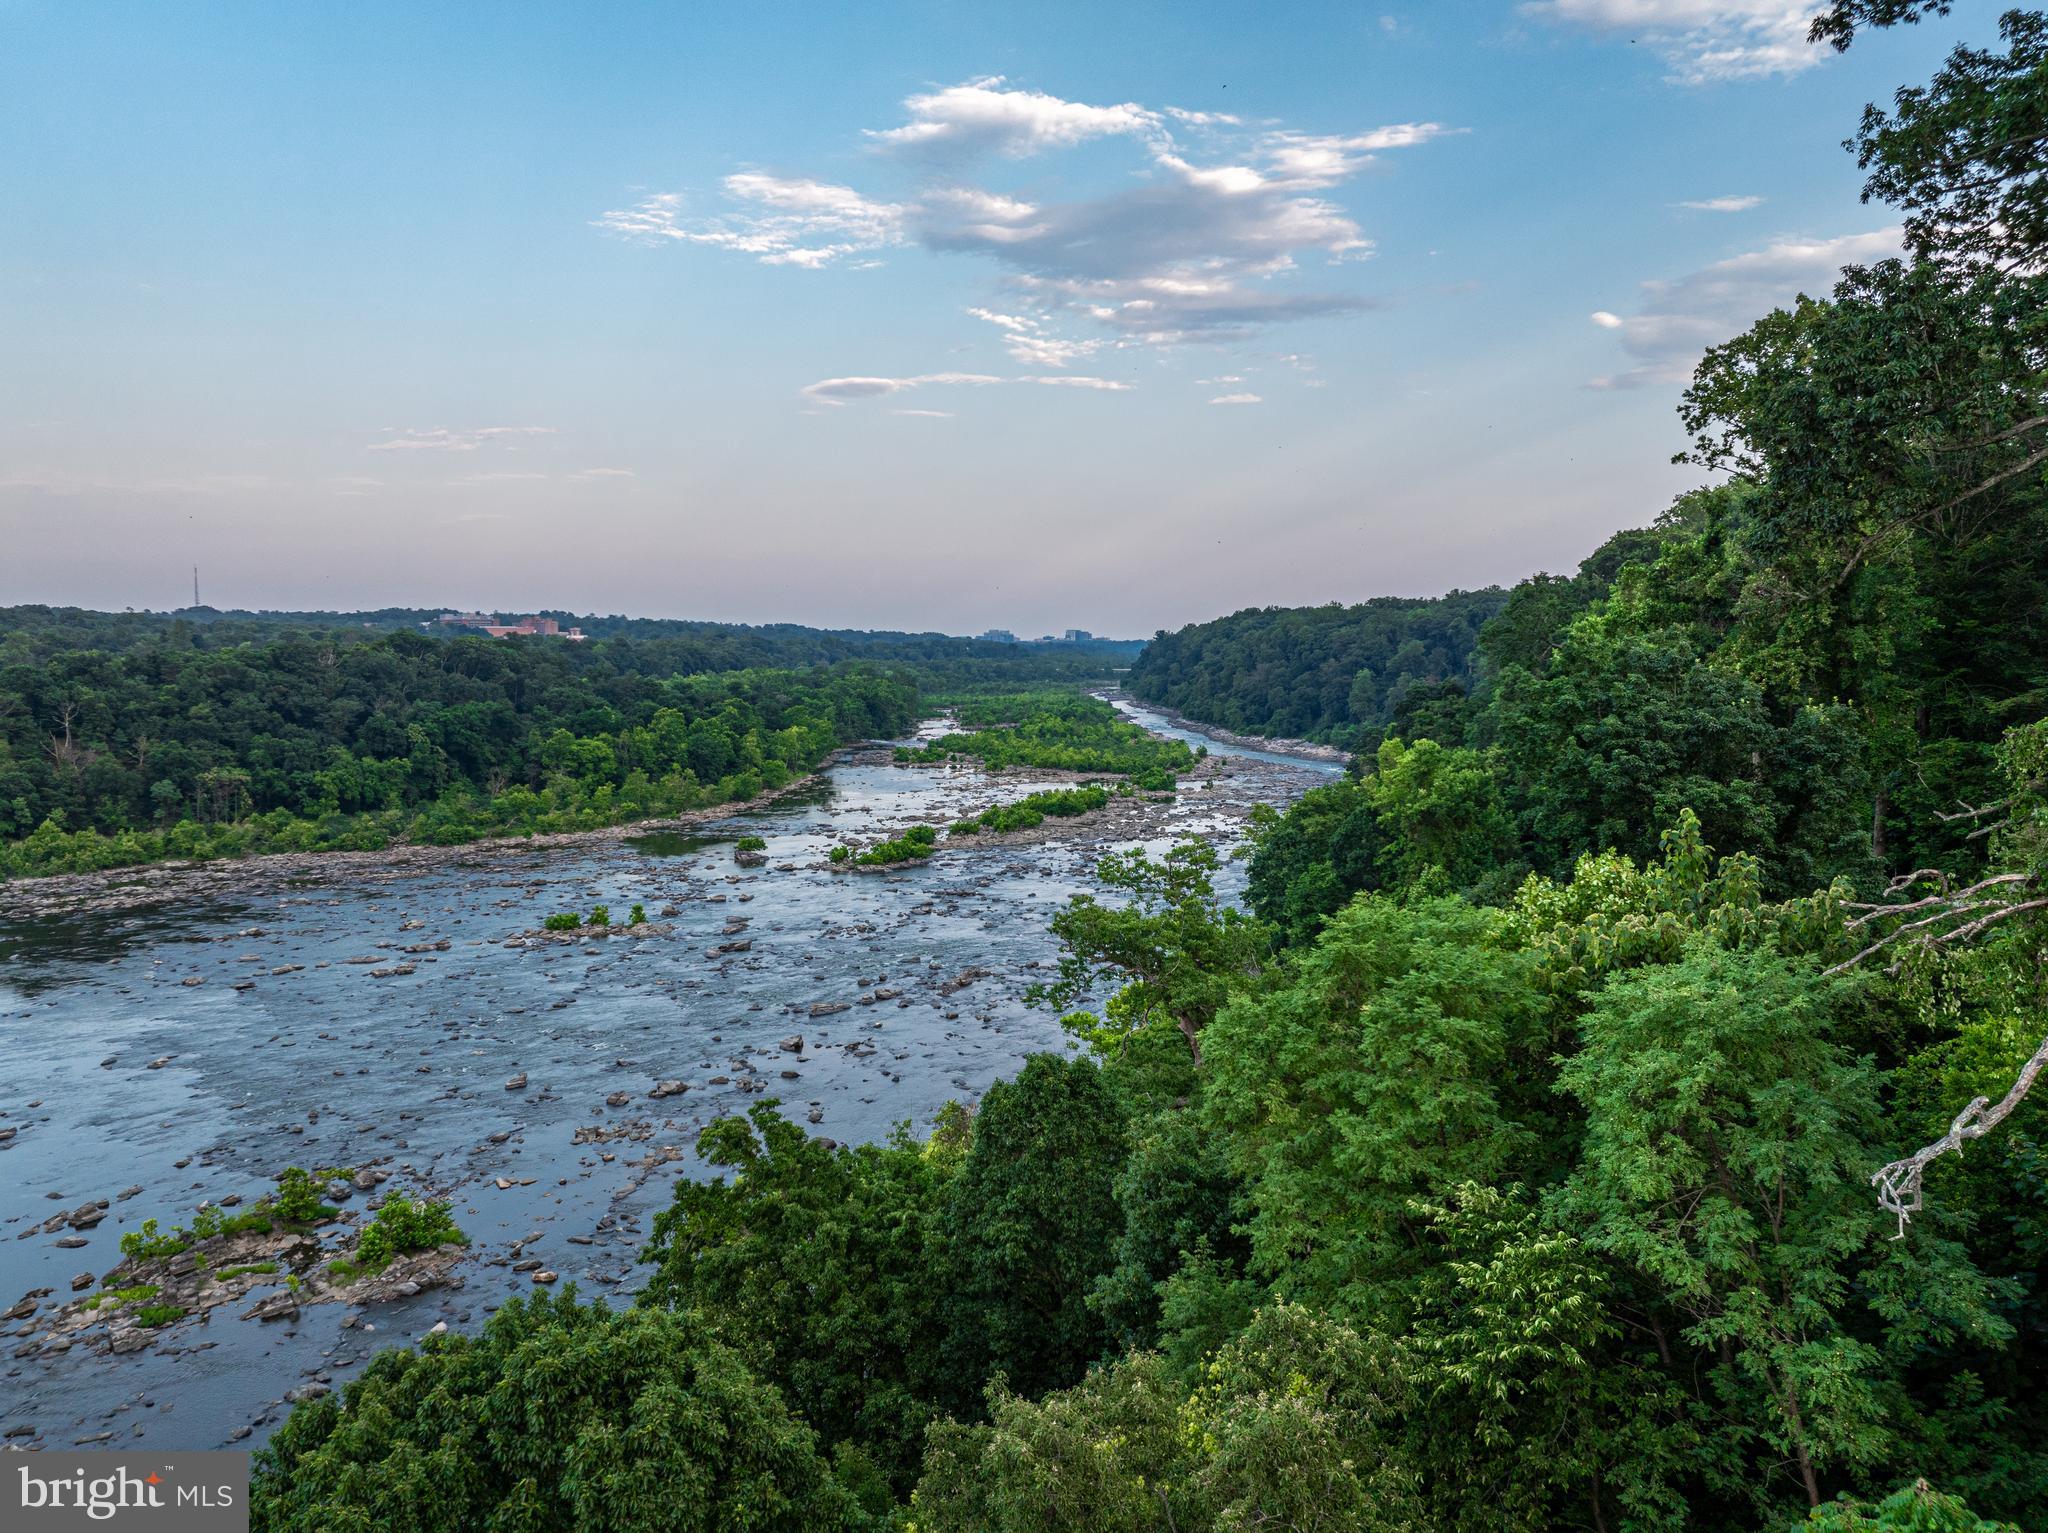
[{"x1": 0, "y1": 1, "x2": 1993, "y2": 635}]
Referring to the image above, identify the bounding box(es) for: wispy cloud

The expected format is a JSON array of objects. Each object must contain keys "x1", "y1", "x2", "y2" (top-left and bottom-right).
[
  {"x1": 867, "y1": 76, "x2": 1159, "y2": 158},
  {"x1": 366, "y1": 426, "x2": 556, "y2": 452},
  {"x1": 1528, "y1": 1, "x2": 1824, "y2": 83},
  {"x1": 1209, "y1": 392, "x2": 1263, "y2": 405},
  {"x1": 595, "y1": 177, "x2": 906, "y2": 268},
  {"x1": 800, "y1": 371, "x2": 1131, "y2": 407},
  {"x1": 1678, "y1": 194, "x2": 1764, "y2": 212},
  {"x1": 602, "y1": 77, "x2": 1453, "y2": 349},
  {"x1": 1588, "y1": 227, "x2": 1901, "y2": 389}
]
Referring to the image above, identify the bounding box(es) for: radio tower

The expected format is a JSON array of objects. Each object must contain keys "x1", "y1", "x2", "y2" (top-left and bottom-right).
[{"x1": 193, "y1": 566, "x2": 200, "y2": 608}]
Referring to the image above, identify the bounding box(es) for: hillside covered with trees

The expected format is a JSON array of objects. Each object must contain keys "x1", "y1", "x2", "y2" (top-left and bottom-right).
[
  {"x1": 0, "y1": 618, "x2": 1144, "y2": 877},
  {"x1": 1126, "y1": 588, "x2": 1507, "y2": 746},
  {"x1": 207, "y1": 3, "x2": 2048, "y2": 1527}
]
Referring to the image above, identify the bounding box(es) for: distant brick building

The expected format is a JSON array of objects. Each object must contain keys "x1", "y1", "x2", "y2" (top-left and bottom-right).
[{"x1": 437, "y1": 612, "x2": 586, "y2": 641}]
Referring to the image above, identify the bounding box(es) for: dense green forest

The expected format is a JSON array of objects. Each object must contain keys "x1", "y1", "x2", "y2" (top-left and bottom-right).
[
  {"x1": 252, "y1": 4, "x2": 2048, "y2": 1527},
  {"x1": 0, "y1": 620, "x2": 1142, "y2": 878},
  {"x1": 0, "y1": 602, "x2": 1142, "y2": 668},
  {"x1": 1125, "y1": 588, "x2": 1508, "y2": 746},
  {"x1": 896, "y1": 691, "x2": 1196, "y2": 787}
]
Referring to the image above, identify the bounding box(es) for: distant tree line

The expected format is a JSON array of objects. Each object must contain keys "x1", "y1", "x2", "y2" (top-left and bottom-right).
[{"x1": 1125, "y1": 589, "x2": 1508, "y2": 746}]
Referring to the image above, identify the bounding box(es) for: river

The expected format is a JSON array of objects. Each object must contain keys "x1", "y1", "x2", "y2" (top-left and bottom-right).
[{"x1": 0, "y1": 716, "x2": 1339, "y2": 1451}]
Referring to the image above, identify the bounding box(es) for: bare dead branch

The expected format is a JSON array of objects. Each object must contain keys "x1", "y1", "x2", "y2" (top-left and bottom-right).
[{"x1": 1874, "y1": 1032, "x2": 2048, "y2": 1237}]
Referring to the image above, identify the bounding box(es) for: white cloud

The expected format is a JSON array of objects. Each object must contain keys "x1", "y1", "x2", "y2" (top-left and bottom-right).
[
  {"x1": 1679, "y1": 194, "x2": 1764, "y2": 212},
  {"x1": 965, "y1": 307, "x2": 1034, "y2": 332},
  {"x1": 1209, "y1": 392, "x2": 1263, "y2": 405},
  {"x1": 1020, "y1": 375, "x2": 1132, "y2": 390},
  {"x1": 1589, "y1": 310, "x2": 1624, "y2": 328},
  {"x1": 1199, "y1": 374, "x2": 1246, "y2": 384},
  {"x1": 1589, "y1": 227, "x2": 1901, "y2": 388},
  {"x1": 1528, "y1": 1, "x2": 1825, "y2": 83},
  {"x1": 892, "y1": 408, "x2": 956, "y2": 418},
  {"x1": 366, "y1": 426, "x2": 555, "y2": 452},
  {"x1": 1259, "y1": 124, "x2": 1459, "y2": 188},
  {"x1": 595, "y1": 176, "x2": 905, "y2": 268},
  {"x1": 869, "y1": 77, "x2": 1159, "y2": 158},
  {"x1": 964, "y1": 306, "x2": 1105, "y2": 367},
  {"x1": 606, "y1": 79, "x2": 1456, "y2": 355},
  {"x1": 801, "y1": 371, "x2": 1131, "y2": 406},
  {"x1": 572, "y1": 467, "x2": 637, "y2": 479}
]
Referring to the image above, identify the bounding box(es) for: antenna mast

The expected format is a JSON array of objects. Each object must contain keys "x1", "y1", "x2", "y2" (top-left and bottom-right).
[{"x1": 193, "y1": 566, "x2": 200, "y2": 608}]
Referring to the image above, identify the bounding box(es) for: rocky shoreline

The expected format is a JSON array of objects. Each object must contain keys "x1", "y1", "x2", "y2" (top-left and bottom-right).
[
  {"x1": 1096, "y1": 690, "x2": 1355, "y2": 766},
  {"x1": 0, "y1": 759, "x2": 852, "y2": 920}
]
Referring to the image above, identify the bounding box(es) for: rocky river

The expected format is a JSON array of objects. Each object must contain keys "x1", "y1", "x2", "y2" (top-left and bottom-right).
[{"x1": 0, "y1": 704, "x2": 1339, "y2": 1452}]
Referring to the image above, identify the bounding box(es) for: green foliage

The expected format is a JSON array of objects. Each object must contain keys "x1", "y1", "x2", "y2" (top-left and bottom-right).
[
  {"x1": 133, "y1": 1303, "x2": 185, "y2": 1328},
  {"x1": 897, "y1": 691, "x2": 1194, "y2": 779},
  {"x1": 86, "y1": 1282, "x2": 160, "y2": 1311},
  {"x1": 542, "y1": 911, "x2": 581, "y2": 931},
  {"x1": 1557, "y1": 943, "x2": 2011, "y2": 1511},
  {"x1": 640, "y1": 1102, "x2": 958, "y2": 1492},
  {"x1": 343, "y1": 1192, "x2": 466, "y2": 1277},
  {"x1": 909, "y1": 1303, "x2": 1418, "y2": 1533},
  {"x1": 272, "y1": 1166, "x2": 346, "y2": 1225},
  {"x1": 1202, "y1": 896, "x2": 1553, "y2": 1318},
  {"x1": 1, "y1": 650, "x2": 922, "y2": 877},
  {"x1": 828, "y1": 844, "x2": 851, "y2": 863},
  {"x1": 628, "y1": 901, "x2": 646, "y2": 925},
  {"x1": 1033, "y1": 839, "x2": 1271, "y2": 1065},
  {"x1": 1127, "y1": 589, "x2": 1508, "y2": 746},
  {"x1": 117, "y1": 1218, "x2": 190, "y2": 1264},
  {"x1": 250, "y1": 1291, "x2": 855, "y2": 1532},
  {"x1": 937, "y1": 1055, "x2": 1129, "y2": 1412},
  {"x1": 1793, "y1": 1479, "x2": 2022, "y2": 1532},
  {"x1": 736, "y1": 834, "x2": 769, "y2": 851},
  {"x1": 949, "y1": 784, "x2": 1109, "y2": 835},
  {"x1": 854, "y1": 824, "x2": 938, "y2": 865}
]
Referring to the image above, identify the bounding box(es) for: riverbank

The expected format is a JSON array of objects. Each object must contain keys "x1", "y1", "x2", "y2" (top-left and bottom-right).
[
  {"x1": 0, "y1": 715, "x2": 1332, "y2": 1453},
  {"x1": 0, "y1": 759, "x2": 854, "y2": 920},
  {"x1": 1096, "y1": 690, "x2": 1355, "y2": 766}
]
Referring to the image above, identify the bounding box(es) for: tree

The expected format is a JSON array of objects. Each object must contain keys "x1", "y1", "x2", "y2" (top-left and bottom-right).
[
  {"x1": 1201, "y1": 896, "x2": 1552, "y2": 1319},
  {"x1": 637, "y1": 1102, "x2": 956, "y2": 1489},
  {"x1": 1365, "y1": 735, "x2": 1518, "y2": 898},
  {"x1": 1848, "y1": 10, "x2": 2048, "y2": 275},
  {"x1": 938, "y1": 1054, "x2": 1129, "y2": 1411},
  {"x1": 1032, "y1": 839, "x2": 1271, "y2": 1066},
  {"x1": 250, "y1": 1290, "x2": 855, "y2": 1532},
  {"x1": 1794, "y1": 1479, "x2": 2021, "y2": 1532},
  {"x1": 908, "y1": 1303, "x2": 1418, "y2": 1533},
  {"x1": 1555, "y1": 945, "x2": 2004, "y2": 1512}
]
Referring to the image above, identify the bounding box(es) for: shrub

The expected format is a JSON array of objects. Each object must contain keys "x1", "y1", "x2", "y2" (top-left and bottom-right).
[
  {"x1": 856, "y1": 824, "x2": 940, "y2": 865},
  {"x1": 273, "y1": 1166, "x2": 346, "y2": 1225},
  {"x1": 587, "y1": 904, "x2": 611, "y2": 928},
  {"x1": 343, "y1": 1192, "x2": 467, "y2": 1277},
  {"x1": 736, "y1": 834, "x2": 769, "y2": 852},
  {"x1": 250, "y1": 1293, "x2": 854, "y2": 1531},
  {"x1": 629, "y1": 902, "x2": 647, "y2": 925},
  {"x1": 118, "y1": 1219, "x2": 190, "y2": 1264},
  {"x1": 134, "y1": 1303, "x2": 185, "y2": 1328},
  {"x1": 543, "y1": 911, "x2": 582, "y2": 931},
  {"x1": 829, "y1": 845, "x2": 851, "y2": 863}
]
